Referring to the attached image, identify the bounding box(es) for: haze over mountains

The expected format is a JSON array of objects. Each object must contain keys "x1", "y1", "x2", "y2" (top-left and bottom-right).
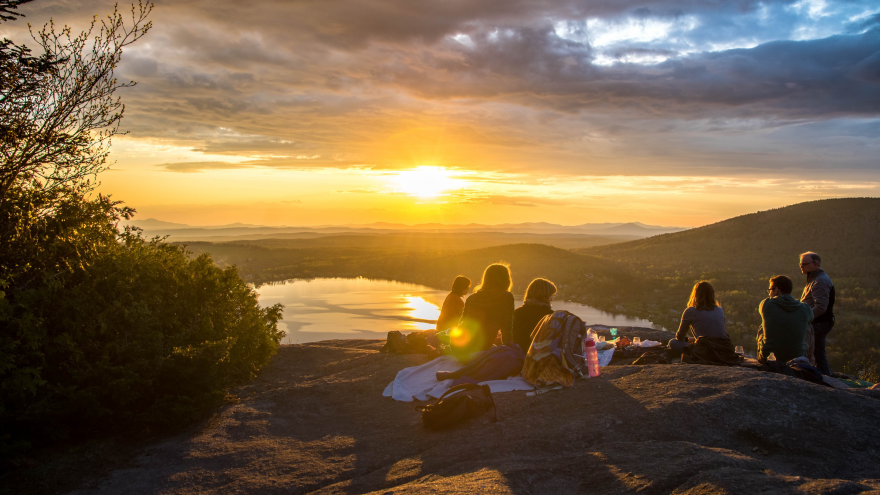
[{"x1": 125, "y1": 219, "x2": 686, "y2": 241}]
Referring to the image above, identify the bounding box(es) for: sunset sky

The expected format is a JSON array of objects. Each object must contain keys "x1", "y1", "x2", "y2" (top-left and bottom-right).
[{"x1": 7, "y1": 0, "x2": 880, "y2": 227}]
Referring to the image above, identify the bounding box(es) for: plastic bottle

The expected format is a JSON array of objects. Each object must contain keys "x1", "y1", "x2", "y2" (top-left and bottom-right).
[{"x1": 584, "y1": 339, "x2": 601, "y2": 377}]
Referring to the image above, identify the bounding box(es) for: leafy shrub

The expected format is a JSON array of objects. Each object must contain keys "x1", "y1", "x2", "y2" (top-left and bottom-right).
[{"x1": 0, "y1": 188, "x2": 283, "y2": 454}]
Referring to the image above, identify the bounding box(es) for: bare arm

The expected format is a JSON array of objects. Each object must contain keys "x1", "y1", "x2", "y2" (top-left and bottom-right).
[{"x1": 675, "y1": 309, "x2": 692, "y2": 342}]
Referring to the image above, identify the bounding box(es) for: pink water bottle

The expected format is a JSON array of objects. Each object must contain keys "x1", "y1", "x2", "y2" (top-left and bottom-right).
[{"x1": 583, "y1": 339, "x2": 601, "y2": 377}]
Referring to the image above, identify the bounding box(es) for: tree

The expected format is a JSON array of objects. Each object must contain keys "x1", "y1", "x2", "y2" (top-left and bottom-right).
[
  {"x1": 0, "y1": 2, "x2": 285, "y2": 461},
  {"x1": 1, "y1": 1, "x2": 56, "y2": 183},
  {"x1": 0, "y1": 1, "x2": 152, "y2": 202}
]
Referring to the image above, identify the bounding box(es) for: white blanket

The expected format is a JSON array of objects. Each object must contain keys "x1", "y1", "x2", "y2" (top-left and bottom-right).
[{"x1": 382, "y1": 356, "x2": 535, "y2": 402}]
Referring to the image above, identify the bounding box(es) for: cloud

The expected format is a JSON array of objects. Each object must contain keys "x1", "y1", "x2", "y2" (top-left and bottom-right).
[
  {"x1": 12, "y1": 0, "x2": 880, "y2": 179},
  {"x1": 377, "y1": 26, "x2": 880, "y2": 119},
  {"x1": 462, "y1": 195, "x2": 575, "y2": 207},
  {"x1": 160, "y1": 161, "x2": 250, "y2": 173}
]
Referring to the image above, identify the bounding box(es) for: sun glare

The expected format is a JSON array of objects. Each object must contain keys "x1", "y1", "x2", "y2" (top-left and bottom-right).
[
  {"x1": 404, "y1": 296, "x2": 440, "y2": 321},
  {"x1": 391, "y1": 166, "x2": 467, "y2": 198}
]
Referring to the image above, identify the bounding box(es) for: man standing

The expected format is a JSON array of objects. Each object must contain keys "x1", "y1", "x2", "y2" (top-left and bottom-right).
[
  {"x1": 799, "y1": 251, "x2": 835, "y2": 375},
  {"x1": 757, "y1": 275, "x2": 813, "y2": 363}
]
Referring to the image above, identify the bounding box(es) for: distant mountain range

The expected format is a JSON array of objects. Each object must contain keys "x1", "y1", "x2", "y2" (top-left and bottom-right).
[{"x1": 123, "y1": 219, "x2": 687, "y2": 240}]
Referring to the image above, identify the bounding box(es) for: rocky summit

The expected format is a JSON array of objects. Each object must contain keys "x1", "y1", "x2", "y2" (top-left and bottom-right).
[{"x1": 69, "y1": 340, "x2": 880, "y2": 494}]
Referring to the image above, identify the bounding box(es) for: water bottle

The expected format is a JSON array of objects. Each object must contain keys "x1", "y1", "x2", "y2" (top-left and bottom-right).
[{"x1": 583, "y1": 339, "x2": 601, "y2": 377}]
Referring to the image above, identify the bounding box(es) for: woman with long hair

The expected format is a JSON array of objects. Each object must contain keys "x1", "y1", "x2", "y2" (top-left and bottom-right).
[
  {"x1": 511, "y1": 278, "x2": 557, "y2": 352},
  {"x1": 450, "y1": 263, "x2": 515, "y2": 360},
  {"x1": 669, "y1": 280, "x2": 728, "y2": 355}
]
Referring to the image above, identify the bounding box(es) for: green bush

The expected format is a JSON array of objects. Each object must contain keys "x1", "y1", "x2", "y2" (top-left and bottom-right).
[{"x1": 0, "y1": 188, "x2": 283, "y2": 453}]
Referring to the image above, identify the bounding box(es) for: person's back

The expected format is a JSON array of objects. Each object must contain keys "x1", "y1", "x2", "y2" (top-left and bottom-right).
[
  {"x1": 453, "y1": 264, "x2": 514, "y2": 360},
  {"x1": 677, "y1": 305, "x2": 727, "y2": 341},
  {"x1": 436, "y1": 276, "x2": 470, "y2": 332},
  {"x1": 459, "y1": 289, "x2": 515, "y2": 350},
  {"x1": 758, "y1": 275, "x2": 813, "y2": 363},
  {"x1": 759, "y1": 295, "x2": 813, "y2": 362},
  {"x1": 512, "y1": 304, "x2": 552, "y2": 352},
  {"x1": 669, "y1": 281, "x2": 729, "y2": 357},
  {"x1": 511, "y1": 278, "x2": 557, "y2": 352}
]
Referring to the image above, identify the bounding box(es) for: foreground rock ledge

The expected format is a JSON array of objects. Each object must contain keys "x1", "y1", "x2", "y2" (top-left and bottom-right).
[{"x1": 70, "y1": 340, "x2": 880, "y2": 495}]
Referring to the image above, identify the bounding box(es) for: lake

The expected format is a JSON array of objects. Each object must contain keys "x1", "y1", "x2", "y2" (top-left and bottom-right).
[{"x1": 255, "y1": 277, "x2": 657, "y2": 344}]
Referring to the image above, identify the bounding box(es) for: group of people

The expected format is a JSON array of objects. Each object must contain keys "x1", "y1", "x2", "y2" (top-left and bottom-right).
[
  {"x1": 433, "y1": 264, "x2": 558, "y2": 361},
  {"x1": 670, "y1": 251, "x2": 835, "y2": 375},
  {"x1": 432, "y1": 250, "x2": 836, "y2": 376}
]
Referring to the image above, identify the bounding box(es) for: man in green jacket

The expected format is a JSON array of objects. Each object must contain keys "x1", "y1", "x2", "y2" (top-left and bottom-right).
[{"x1": 757, "y1": 275, "x2": 814, "y2": 363}]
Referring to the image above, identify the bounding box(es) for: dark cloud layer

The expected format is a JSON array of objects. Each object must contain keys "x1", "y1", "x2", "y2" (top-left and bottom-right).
[{"x1": 12, "y1": 0, "x2": 880, "y2": 176}]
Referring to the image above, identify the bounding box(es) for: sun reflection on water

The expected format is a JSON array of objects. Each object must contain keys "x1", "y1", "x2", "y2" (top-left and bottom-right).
[{"x1": 404, "y1": 296, "x2": 440, "y2": 330}]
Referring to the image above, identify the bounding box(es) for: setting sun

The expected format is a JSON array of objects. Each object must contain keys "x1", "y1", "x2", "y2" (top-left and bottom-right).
[{"x1": 390, "y1": 166, "x2": 468, "y2": 198}]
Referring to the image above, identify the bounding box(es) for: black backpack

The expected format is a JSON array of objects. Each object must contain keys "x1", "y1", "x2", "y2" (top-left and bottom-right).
[
  {"x1": 380, "y1": 331, "x2": 411, "y2": 354},
  {"x1": 415, "y1": 383, "x2": 497, "y2": 430}
]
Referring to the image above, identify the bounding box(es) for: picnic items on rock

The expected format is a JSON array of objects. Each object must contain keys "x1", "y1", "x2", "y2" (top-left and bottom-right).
[
  {"x1": 682, "y1": 336, "x2": 741, "y2": 366},
  {"x1": 435, "y1": 343, "x2": 525, "y2": 386},
  {"x1": 596, "y1": 341, "x2": 615, "y2": 351},
  {"x1": 583, "y1": 339, "x2": 601, "y2": 377},
  {"x1": 380, "y1": 330, "x2": 442, "y2": 356},
  {"x1": 383, "y1": 355, "x2": 535, "y2": 402}
]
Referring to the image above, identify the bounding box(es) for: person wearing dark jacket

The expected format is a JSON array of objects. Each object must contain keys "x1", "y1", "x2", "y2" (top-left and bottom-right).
[
  {"x1": 511, "y1": 278, "x2": 557, "y2": 352},
  {"x1": 757, "y1": 275, "x2": 814, "y2": 363},
  {"x1": 451, "y1": 263, "x2": 514, "y2": 361},
  {"x1": 799, "y1": 251, "x2": 835, "y2": 375}
]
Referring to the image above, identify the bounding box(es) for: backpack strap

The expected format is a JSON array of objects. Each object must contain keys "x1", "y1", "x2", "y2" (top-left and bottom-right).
[
  {"x1": 437, "y1": 382, "x2": 484, "y2": 400},
  {"x1": 435, "y1": 383, "x2": 498, "y2": 422},
  {"x1": 416, "y1": 383, "x2": 488, "y2": 414}
]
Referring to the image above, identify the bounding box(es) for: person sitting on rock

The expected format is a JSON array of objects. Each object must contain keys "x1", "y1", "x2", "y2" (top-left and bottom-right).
[
  {"x1": 436, "y1": 276, "x2": 471, "y2": 333},
  {"x1": 668, "y1": 281, "x2": 729, "y2": 356},
  {"x1": 757, "y1": 275, "x2": 813, "y2": 363},
  {"x1": 450, "y1": 263, "x2": 515, "y2": 361},
  {"x1": 511, "y1": 278, "x2": 557, "y2": 353}
]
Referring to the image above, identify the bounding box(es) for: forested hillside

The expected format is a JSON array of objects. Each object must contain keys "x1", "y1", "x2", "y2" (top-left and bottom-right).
[
  {"x1": 185, "y1": 242, "x2": 638, "y2": 301},
  {"x1": 180, "y1": 231, "x2": 634, "y2": 281},
  {"x1": 186, "y1": 198, "x2": 880, "y2": 380},
  {"x1": 577, "y1": 198, "x2": 880, "y2": 379}
]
